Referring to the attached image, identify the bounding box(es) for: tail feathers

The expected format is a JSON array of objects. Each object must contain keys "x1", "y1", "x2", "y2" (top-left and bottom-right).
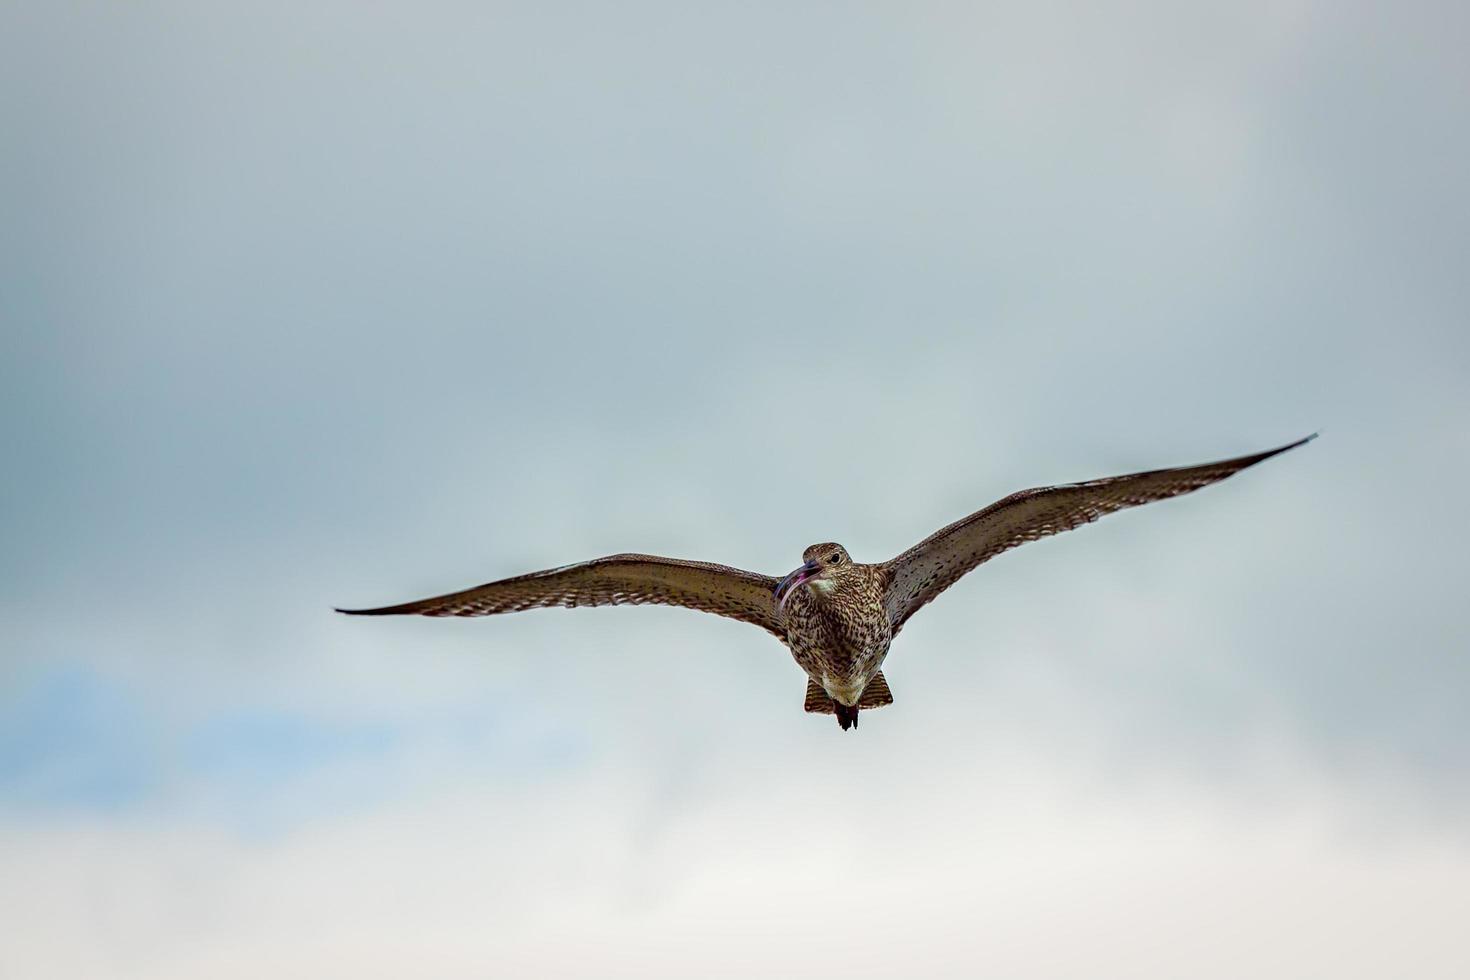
[
  {"x1": 858, "y1": 671, "x2": 893, "y2": 709},
  {"x1": 804, "y1": 679, "x2": 834, "y2": 714},
  {"x1": 803, "y1": 671, "x2": 894, "y2": 730}
]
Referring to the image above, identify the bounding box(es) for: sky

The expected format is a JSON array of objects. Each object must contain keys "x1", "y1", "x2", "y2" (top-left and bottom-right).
[{"x1": 2, "y1": 1, "x2": 1468, "y2": 976}]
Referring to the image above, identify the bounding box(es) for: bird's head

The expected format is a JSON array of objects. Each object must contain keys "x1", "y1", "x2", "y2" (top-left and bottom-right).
[{"x1": 774, "y1": 542, "x2": 853, "y2": 611}]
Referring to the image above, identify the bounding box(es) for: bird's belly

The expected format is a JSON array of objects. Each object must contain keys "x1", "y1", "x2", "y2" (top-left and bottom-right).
[
  {"x1": 786, "y1": 619, "x2": 890, "y2": 705},
  {"x1": 780, "y1": 578, "x2": 892, "y2": 703}
]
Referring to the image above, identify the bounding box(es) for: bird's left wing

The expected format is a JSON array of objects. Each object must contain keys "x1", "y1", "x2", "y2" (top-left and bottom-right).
[
  {"x1": 882, "y1": 436, "x2": 1315, "y2": 634},
  {"x1": 338, "y1": 554, "x2": 785, "y2": 639}
]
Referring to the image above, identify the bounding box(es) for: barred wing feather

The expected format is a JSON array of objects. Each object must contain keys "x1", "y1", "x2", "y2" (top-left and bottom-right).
[
  {"x1": 339, "y1": 554, "x2": 784, "y2": 639},
  {"x1": 882, "y1": 436, "x2": 1315, "y2": 633}
]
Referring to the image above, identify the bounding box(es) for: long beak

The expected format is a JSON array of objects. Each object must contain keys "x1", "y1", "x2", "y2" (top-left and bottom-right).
[{"x1": 774, "y1": 560, "x2": 820, "y2": 610}]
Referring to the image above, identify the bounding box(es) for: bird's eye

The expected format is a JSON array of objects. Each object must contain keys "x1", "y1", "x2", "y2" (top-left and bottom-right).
[{"x1": 829, "y1": 553, "x2": 842, "y2": 563}]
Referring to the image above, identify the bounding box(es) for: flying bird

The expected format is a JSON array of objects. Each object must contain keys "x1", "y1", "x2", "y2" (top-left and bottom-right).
[{"x1": 338, "y1": 436, "x2": 1314, "y2": 730}]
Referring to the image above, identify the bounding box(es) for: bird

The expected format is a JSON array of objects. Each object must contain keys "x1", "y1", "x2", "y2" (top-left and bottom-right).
[{"x1": 338, "y1": 435, "x2": 1314, "y2": 730}]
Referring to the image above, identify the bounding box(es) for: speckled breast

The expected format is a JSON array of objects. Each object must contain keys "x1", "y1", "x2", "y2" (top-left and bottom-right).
[{"x1": 779, "y1": 570, "x2": 892, "y2": 703}]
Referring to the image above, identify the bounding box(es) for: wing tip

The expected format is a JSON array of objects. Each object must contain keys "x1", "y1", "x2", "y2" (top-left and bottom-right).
[
  {"x1": 1271, "y1": 432, "x2": 1319, "y2": 456},
  {"x1": 335, "y1": 605, "x2": 399, "y2": 616},
  {"x1": 1219, "y1": 432, "x2": 1317, "y2": 475}
]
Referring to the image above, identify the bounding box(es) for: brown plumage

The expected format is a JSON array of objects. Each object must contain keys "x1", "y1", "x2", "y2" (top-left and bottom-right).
[{"x1": 338, "y1": 436, "x2": 1314, "y2": 730}]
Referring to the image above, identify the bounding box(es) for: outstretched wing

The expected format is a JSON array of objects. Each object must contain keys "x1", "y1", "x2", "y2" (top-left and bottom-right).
[
  {"x1": 337, "y1": 553, "x2": 785, "y2": 639},
  {"x1": 882, "y1": 436, "x2": 1315, "y2": 633}
]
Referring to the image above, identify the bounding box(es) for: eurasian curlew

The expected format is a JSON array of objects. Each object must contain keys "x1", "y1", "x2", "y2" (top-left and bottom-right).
[{"x1": 339, "y1": 436, "x2": 1315, "y2": 729}]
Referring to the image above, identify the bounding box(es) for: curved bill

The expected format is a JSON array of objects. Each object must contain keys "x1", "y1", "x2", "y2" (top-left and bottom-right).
[{"x1": 774, "y1": 560, "x2": 819, "y2": 611}]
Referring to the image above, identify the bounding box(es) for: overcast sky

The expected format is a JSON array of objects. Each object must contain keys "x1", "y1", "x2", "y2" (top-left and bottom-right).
[{"x1": 2, "y1": 2, "x2": 1467, "y2": 977}]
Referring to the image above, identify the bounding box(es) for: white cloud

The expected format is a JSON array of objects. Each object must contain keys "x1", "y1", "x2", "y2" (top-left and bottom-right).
[{"x1": 4, "y1": 750, "x2": 1466, "y2": 980}]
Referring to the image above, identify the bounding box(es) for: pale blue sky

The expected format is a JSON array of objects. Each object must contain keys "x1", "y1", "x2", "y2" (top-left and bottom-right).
[{"x1": 2, "y1": 2, "x2": 1467, "y2": 976}]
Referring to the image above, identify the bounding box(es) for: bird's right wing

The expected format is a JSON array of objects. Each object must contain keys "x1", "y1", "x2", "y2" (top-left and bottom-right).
[
  {"x1": 337, "y1": 553, "x2": 785, "y2": 639},
  {"x1": 882, "y1": 436, "x2": 1315, "y2": 633}
]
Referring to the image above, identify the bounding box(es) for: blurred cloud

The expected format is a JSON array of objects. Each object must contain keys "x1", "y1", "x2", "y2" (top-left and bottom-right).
[
  {"x1": 1, "y1": 0, "x2": 1466, "y2": 975},
  {"x1": 4, "y1": 750, "x2": 1467, "y2": 979}
]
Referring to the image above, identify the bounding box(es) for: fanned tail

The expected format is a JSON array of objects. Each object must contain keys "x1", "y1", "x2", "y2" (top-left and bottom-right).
[{"x1": 803, "y1": 672, "x2": 894, "y2": 730}]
